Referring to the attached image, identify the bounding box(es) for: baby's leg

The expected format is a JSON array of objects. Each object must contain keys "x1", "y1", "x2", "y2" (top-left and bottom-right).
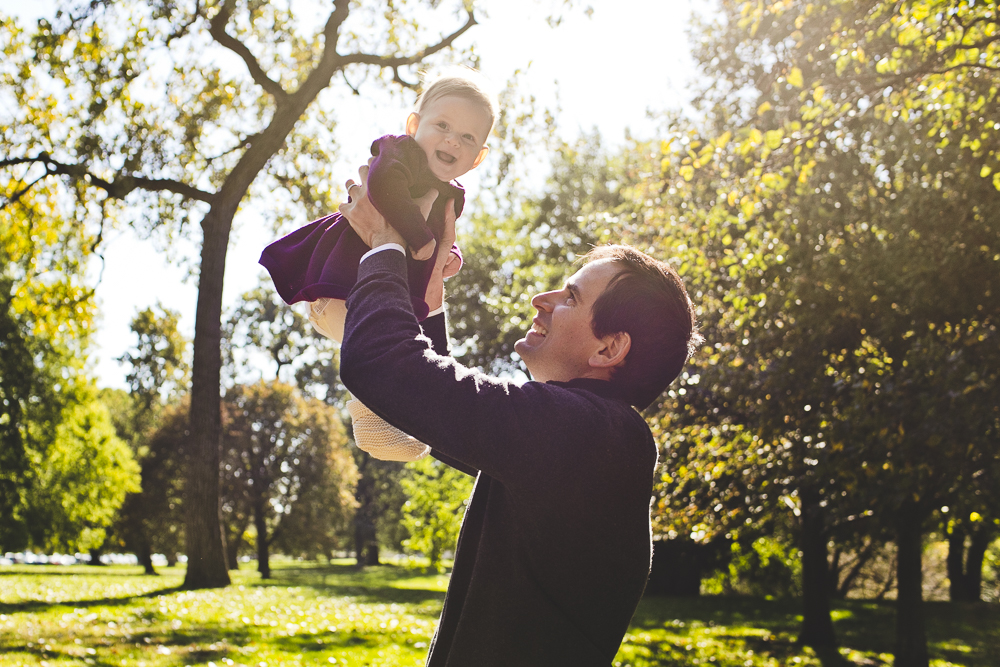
[
  {"x1": 308, "y1": 298, "x2": 429, "y2": 461},
  {"x1": 308, "y1": 298, "x2": 348, "y2": 343},
  {"x1": 347, "y1": 398, "x2": 431, "y2": 462}
]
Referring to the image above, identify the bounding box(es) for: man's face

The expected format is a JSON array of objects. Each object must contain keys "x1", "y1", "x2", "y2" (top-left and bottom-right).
[
  {"x1": 407, "y1": 95, "x2": 492, "y2": 182},
  {"x1": 515, "y1": 259, "x2": 621, "y2": 384}
]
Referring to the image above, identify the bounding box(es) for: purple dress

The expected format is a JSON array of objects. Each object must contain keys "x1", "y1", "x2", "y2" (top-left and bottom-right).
[{"x1": 259, "y1": 134, "x2": 466, "y2": 320}]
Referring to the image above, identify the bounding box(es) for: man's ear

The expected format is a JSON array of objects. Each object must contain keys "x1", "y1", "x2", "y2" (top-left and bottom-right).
[
  {"x1": 405, "y1": 112, "x2": 420, "y2": 137},
  {"x1": 589, "y1": 331, "x2": 631, "y2": 372},
  {"x1": 472, "y1": 145, "x2": 490, "y2": 168}
]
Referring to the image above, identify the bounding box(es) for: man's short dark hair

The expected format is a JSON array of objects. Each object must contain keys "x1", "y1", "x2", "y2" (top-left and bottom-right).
[{"x1": 585, "y1": 245, "x2": 701, "y2": 410}]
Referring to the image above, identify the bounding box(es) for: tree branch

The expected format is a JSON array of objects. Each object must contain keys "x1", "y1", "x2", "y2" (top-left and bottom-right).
[
  {"x1": 341, "y1": 70, "x2": 361, "y2": 96},
  {"x1": 339, "y1": 10, "x2": 477, "y2": 69},
  {"x1": 166, "y1": 0, "x2": 203, "y2": 45},
  {"x1": 392, "y1": 66, "x2": 419, "y2": 90},
  {"x1": 1, "y1": 153, "x2": 217, "y2": 204},
  {"x1": 208, "y1": 0, "x2": 288, "y2": 101}
]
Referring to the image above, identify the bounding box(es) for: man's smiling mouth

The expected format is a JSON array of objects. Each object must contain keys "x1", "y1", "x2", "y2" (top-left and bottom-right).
[{"x1": 530, "y1": 321, "x2": 548, "y2": 337}]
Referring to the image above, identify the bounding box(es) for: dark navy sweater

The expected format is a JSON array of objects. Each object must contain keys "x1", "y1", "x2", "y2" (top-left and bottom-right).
[{"x1": 341, "y1": 250, "x2": 658, "y2": 666}]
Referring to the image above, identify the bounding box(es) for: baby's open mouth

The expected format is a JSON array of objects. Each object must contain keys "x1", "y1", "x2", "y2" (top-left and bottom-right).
[{"x1": 436, "y1": 151, "x2": 456, "y2": 164}]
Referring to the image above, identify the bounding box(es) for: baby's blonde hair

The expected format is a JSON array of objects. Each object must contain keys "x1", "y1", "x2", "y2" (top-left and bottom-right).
[{"x1": 416, "y1": 67, "x2": 499, "y2": 136}]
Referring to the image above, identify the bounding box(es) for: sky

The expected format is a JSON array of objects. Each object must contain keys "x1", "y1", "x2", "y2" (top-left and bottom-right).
[{"x1": 3, "y1": 0, "x2": 703, "y2": 388}]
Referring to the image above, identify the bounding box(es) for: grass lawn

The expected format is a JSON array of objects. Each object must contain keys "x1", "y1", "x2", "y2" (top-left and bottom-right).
[{"x1": 1, "y1": 561, "x2": 997, "y2": 666}]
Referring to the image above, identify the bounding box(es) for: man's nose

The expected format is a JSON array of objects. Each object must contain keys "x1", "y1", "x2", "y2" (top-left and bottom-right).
[{"x1": 531, "y1": 291, "x2": 555, "y2": 312}]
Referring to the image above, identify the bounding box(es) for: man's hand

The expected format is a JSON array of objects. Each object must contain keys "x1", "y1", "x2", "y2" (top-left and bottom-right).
[
  {"x1": 338, "y1": 164, "x2": 405, "y2": 249},
  {"x1": 424, "y1": 199, "x2": 458, "y2": 313}
]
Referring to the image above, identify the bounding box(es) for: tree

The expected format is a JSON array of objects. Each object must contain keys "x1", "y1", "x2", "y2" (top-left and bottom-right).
[
  {"x1": 0, "y1": 164, "x2": 98, "y2": 549},
  {"x1": 2, "y1": 0, "x2": 482, "y2": 588},
  {"x1": 221, "y1": 381, "x2": 356, "y2": 578},
  {"x1": 24, "y1": 392, "x2": 142, "y2": 553},
  {"x1": 105, "y1": 304, "x2": 191, "y2": 573},
  {"x1": 400, "y1": 457, "x2": 474, "y2": 571},
  {"x1": 637, "y1": 1, "x2": 1000, "y2": 662}
]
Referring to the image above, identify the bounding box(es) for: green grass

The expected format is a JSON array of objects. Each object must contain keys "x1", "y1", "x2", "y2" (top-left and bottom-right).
[{"x1": 1, "y1": 561, "x2": 998, "y2": 666}]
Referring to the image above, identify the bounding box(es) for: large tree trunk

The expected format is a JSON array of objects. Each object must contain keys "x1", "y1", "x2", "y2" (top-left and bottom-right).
[
  {"x1": 798, "y1": 488, "x2": 837, "y2": 648},
  {"x1": 894, "y1": 503, "x2": 929, "y2": 667},
  {"x1": 182, "y1": 207, "x2": 234, "y2": 590}
]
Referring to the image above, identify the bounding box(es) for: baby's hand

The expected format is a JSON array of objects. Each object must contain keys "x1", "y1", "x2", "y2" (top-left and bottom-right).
[
  {"x1": 443, "y1": 251, "x2": 461, "y2": 279},
  {"x1": 412, "y1": 239, "x2": 436, "y2": 261}
]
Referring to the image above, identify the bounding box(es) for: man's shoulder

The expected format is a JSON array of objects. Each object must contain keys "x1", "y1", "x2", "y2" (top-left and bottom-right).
[{"x1": 528, "y1": 378, "x2": 652, "y2": 440}]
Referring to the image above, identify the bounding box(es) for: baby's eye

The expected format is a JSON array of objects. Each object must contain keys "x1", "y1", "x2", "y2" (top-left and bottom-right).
[
  {"x1": 462, "y1": 133, "x2": 476, "y2": 143},
  {"x1": 437, "y1": 122, "x2": 449, "y2": 130}
]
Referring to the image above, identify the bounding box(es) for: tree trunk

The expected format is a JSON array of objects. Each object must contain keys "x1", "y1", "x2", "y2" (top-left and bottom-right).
[
  {"x1": 254, "y1": 493, "x2": 271, "y2": 579},
  {"x1": 89, "y1": 546, "x2": 106, "y2": 566},
  {"x1": 354, "y1": 515, "x2": 380, "y2": 567},
  {"x1": 946, "y1": 525, "x2": 968, "y2": 602},
  {"x1": 352, "y1": 452, "x2": 381, "y2": 568},
  {"x1": 226, "y1": 527, "x2": 242, "y2": 571},
  {"x1": 964, "y1": 527, "x2": 991, "y2": 602},
  {"x1": 798, "y1": 489, "x2": 837, "y2": 648},
  {"x1": 225, "y1": 517, "x2": 250, "y2": 571},
  {"x1": 135, "y1": 535, "x2": 157, "y2": 575},
  {"x1": 182, "y1": 207, "x2": 234, "y2": 590},
  {"x1": 894, "y1": 503, "x2": 929, "y2": 667},
  {"x1": 827, "y1": 547, "x2": 842, "y2": 597}
]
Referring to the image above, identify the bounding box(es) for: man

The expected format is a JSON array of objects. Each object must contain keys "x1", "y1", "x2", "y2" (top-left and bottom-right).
[{"x1": 338, "y1": 165, "x2": 700, "y2": 666}]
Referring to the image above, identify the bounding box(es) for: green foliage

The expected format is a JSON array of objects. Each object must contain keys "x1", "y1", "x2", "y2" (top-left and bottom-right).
[
  {"x1": 24, "y1": 392, "x2": 141, "y2": 552},
  {"x1": 224, "y1": 286, "x2": 343, "y2": 404},
  {"x1": 117, "y1": 304, "x2": 190, "y2": 414},
  {"x1": 638, "y1": 0, "x2": 1000, "y2": 571},
  {"x1": 221, "y1": 381, "x2": 358, "y2": 567},
  {"x1": 400, "y1": 457, "x2": 474, "y2": 571},
  {"x1": 2, "y1": 0, "x2": 489, "y2": 586},
  {"x1": 985, "y1": 537, "x2": 1000, "y2": 604},
  {"x1": 703, "y1": 536, "x2": 804, "y2": 599},
  {"x1": 449, "y1": 132, "x2": 629, "y2": 375},
  {"x1": 0, "y1": 170, "x2": 98, "y2": 550}
]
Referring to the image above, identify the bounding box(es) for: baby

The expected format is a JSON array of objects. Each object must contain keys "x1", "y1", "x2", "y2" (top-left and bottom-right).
[{"x1": 260, "y1": 70, "x2": 497, "y2": 461}]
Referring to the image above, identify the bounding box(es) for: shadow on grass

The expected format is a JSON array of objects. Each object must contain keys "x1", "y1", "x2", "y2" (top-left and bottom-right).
[
  {"x1": 0, "y1": 644, "x2": 121, "y2": 667},
  {"x1": 633, "y1": 594, "x2": 1000, "y2": 667},
  {"x1": 258, "y1": 562, "x2": 447, "y2": 606},
  {"x1": 0, "y1": 585, "x2": 184, "y2": 615}
]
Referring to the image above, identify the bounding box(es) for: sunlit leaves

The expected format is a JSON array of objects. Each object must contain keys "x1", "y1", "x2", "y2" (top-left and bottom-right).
[{"x1": 400, "y1": 457, "x2": 473, "y2": 571}]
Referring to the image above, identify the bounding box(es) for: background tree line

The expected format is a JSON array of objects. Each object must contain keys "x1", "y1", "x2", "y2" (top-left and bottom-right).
[{"x1": 2, "y1": 1, "x2": 998, "y2": 666}]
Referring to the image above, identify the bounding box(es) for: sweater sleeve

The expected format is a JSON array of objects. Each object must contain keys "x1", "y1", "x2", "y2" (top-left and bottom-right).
[
  {"x1": 419, "y1": 311, "x2": 451, "y2": 357},
  {"x1": 367, "y1": 138, "x2": 437, "y2": 251},
  {"x1": 341, "y1": 252, "x2": 629, "y2": 487}
]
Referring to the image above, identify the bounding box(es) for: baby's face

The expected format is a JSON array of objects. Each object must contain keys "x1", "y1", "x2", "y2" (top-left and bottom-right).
[{"x1": 408, "y1": 95, "x2": 492, "y2": 182}]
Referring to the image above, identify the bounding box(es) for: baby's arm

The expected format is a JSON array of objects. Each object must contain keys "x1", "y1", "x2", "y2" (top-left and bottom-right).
[{"x1": 367, "y1": 137, "x2": 437, "y2": 257}]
